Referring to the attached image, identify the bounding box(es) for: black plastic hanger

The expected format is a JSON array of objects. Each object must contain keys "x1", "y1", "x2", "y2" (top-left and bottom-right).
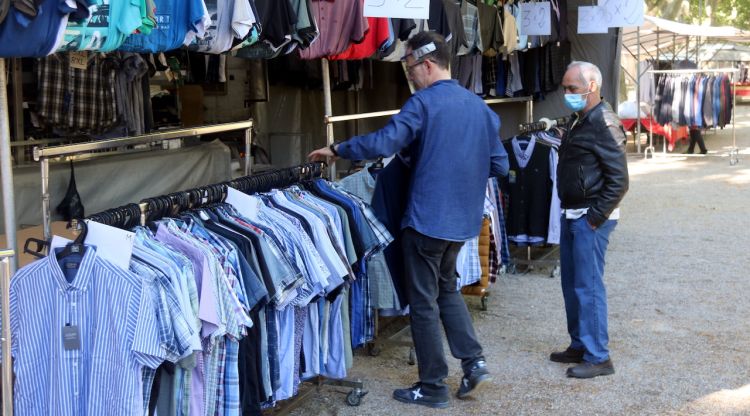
[
  {"x1": 55, "y1": 220, "x2": 88, "y2": 260},
  {"x1": 368, "y1": 157, "x2": 384, "y2": 176}
]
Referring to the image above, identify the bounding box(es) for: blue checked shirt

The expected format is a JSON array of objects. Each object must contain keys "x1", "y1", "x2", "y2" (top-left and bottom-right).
[
  {"x1": 456, "y1": 236, "x2": 482, "y2": 288},
  {"x1": 9, "y1": 247, "x2": 164, "y2": 415}
]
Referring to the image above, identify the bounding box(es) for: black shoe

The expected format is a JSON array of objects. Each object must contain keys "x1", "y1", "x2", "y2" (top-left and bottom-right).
[
  {"x1": 549, "y1": 347, "x2": 585, "y2": 364},
  {"x1": 456, "y1": 360, "x2": 492, "y2": 399},
  {"x1": 700, "y1": 150, "x2": 708, "y2": 155},
  {"x1": 566, "y1": 359, "x2": 615, "y2": 378},
  {"x1": 393, "y1": 382, "x2": 450, "y2": 408}
]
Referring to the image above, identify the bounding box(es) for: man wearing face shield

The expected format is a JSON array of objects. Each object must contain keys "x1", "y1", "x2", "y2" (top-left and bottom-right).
[
  {"x1": 309, "y1": 31, "x2": 508, "y2": 408},
  {"x1": 551, "y1": 61, "x2": 629, "y2": 378}
]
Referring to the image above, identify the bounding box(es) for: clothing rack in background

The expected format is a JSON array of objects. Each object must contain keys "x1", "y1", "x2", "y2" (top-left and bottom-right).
[
  {"x1": 320, "y1": 58, "x2": 535, "y2": 179},
  {"x1": 517, "y1": 116, "x2": 569, "y2": 134},
  {"x1": 505, "y1": 120, "x2": 563, "y2": 278},
  {"x1": 33, "y1": 120, "x2": 254, "y2": 241},
  {"x1": 646, "y1": 68, "x2": 739, "y2": 165}
]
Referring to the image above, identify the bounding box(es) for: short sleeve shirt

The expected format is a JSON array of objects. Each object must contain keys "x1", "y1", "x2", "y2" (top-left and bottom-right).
[
  {"x1": 9, "y1": 247, "x2": 163, "y2": 415},
  {"x1": 298, "y1": 0, "x2": 368, "y2": 59},
  {"x1": 57, "y1": 0, "x2": 143, "y2": 52},
  {"x1": 0, "y1": 0, "x2": 76, "y2": 57},
  {"x1": 119, "y1": 0, "x2": 205, "y2": 53}
]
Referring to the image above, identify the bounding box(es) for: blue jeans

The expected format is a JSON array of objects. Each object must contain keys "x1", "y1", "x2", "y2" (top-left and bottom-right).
[{"x1": 560, "y1": 217, "x2": 617, "y2": 364}]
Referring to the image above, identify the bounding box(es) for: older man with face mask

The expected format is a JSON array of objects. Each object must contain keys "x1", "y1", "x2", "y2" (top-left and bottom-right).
[
  {"x1": 551, "y1": 61, "x2": 629, "y2": 378},
  {"x1": 309, "y1": 31, "x2": 508, "y2": 408}
]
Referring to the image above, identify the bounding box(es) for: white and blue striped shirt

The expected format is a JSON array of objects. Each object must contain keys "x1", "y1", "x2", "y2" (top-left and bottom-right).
[{"x1": 9, "y1": 246, "x2": 164, "y2": 415}]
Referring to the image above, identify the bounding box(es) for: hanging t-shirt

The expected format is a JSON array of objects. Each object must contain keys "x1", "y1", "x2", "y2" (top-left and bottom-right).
[
  {"x1": 119, "y1": 0, "x2": 206, "y2": 53},
  {"x1": 298, "y1": 0, "x2": 367, "y2": 60},
  {"x1": 57, "y1": 0, "x2": 144, "y2": 52},
  {"x1": 0, "y1": 0, "x2": 77, "y2": 57},
  {"x1": 188, "y1": 0, "x2": 253, "y2": 54},
  {"x1": 327, "y1": 17, "x2": 389, "y2": 61}
]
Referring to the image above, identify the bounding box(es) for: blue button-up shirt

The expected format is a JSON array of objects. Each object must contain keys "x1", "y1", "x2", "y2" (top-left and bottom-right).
[
  {"x1": 337, "y1": 79, "x2": 509, "y2": 241},
  {"x1": 9, "y1": 247, "x2": 163, "y2": 415}
]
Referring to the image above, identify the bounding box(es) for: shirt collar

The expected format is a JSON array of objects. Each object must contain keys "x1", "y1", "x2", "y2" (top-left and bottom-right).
[{"x1": 48, "y1": 245, "x2": 98, "y2": 291}]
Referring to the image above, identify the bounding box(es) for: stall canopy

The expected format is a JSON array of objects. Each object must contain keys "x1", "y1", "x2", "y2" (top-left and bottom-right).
[{"x1": 622, "y1": 15, "x2": 750, "y2": 60}]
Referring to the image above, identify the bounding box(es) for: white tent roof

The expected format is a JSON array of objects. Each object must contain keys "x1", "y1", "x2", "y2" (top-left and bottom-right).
[{"x1": 622, "y1": 15, "x2": 750, "y2": 59}]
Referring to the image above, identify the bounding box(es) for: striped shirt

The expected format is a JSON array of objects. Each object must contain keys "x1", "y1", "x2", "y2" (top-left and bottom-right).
[{"x1": 9, "y1": 247, "x2": 163, "y2": 415}]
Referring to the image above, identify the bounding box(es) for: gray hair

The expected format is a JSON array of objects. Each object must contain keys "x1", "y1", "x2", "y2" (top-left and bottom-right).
[{"x1": 567, "y1": 61, "x2": 602, "y2": 90}]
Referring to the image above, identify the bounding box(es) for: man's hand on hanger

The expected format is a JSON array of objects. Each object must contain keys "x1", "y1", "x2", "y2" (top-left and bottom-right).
[{"x1": 308, "y1": 144, "x2": 339, "y2": 163}]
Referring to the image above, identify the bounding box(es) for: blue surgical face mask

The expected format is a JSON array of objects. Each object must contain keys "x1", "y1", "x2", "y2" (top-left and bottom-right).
[{"x1": 564, "y1": 91, "x2": 592, "y2": 112}]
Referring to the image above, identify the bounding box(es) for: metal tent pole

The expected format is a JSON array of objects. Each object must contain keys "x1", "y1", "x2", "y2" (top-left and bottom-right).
[
  {"x1": 636, "y1": 27, "x2": 642, "y2": 153},
  {"x1": 730, "y1": 70, "x2": 739, "y2": 165},
  {"x1": 322, "y1": 58, "x2": 335, "y2": 179},
  {"x1": 0, "y1": 58, "x2": 18, "y2": 273},
  {"x1": 0, "y1": 250, "x2": 13, "y2": 416},
  {"x1": 11, "y1": 58, "x2": 23, "y2": 165},
  {"x1": 244, "y1": 120, "x2": 253, "y2": 176}
]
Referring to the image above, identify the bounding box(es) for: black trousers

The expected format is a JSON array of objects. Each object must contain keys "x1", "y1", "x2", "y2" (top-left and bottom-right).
[
  {"x1": 401, "y1": 227, "x2": 484, "y2": 394},
  {"x1": 687, "y1": 128, "x2": 707, "y2": 153}
]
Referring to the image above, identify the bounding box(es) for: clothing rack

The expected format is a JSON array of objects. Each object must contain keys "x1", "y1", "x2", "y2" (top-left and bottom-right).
[
  {"x1": 33, "y1": 120, "x2": 255, "y2": 241},
  {"x1": 85, "y1": 161, "x2": 327, "y2": 227},
  {"x1": 0, "y1": 249, "x2": 12, "y2": 416},
  {"x1": 506, "y1": 121, "x2": 562, "y2": 278},
  {"x1": 517, "y1": 116, "x2": 569, "y2": 134},
  {"x1": 0, "y1": 57, "x2": 16, "y2": 416},
  {"x1": 320, "y1": 58, "x2": 534, "y2": 179},
  {"x1": 646, "y1": 68, "x2": 739, "y2": 165},
  {"x1": 83, "y1": 161, "x2": 369, "y2": 410}
]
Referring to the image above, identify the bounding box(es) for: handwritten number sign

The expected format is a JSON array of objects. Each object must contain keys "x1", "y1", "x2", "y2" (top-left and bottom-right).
[
  {"x1": 519, "y1": 2, "x2": 551, "y2": 36},
  {"x1": 578, "y1": 6, "x2": 609, "y2": 34},
  {"x1": 364, "y1": 0, "x2": 430, "y2": 19}
]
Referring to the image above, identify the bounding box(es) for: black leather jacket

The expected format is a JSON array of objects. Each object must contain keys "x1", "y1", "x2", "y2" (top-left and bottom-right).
[{"x1": 557, "y1": 100, "x2": 629, "y2": 227}]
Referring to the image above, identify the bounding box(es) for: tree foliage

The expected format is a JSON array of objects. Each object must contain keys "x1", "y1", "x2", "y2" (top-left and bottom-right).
[{"x1": 645, "y1": 0, "x2": 750, "y2": 30}]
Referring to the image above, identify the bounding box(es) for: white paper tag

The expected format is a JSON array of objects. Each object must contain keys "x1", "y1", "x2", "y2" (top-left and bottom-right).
[
  {"x1": 51, "y1": 221, "x2": 135, "y2": 270},
  {"x1": 226, "y1": 187, "x2": 262, "y2": 221},
  {"x1": 69, "y1": 51, "x2": 89, "y2": 70}
]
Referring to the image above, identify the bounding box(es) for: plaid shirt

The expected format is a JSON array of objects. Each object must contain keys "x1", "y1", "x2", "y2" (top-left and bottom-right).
[
  {"x1": 207, "y1": 337, "x2": 227, "y2": 416},
  {"x1": 37, "y1": 54, "x2": 117, "y2": 133},
  {"x1": 457, "y1": 236, "x2": 482, "y2": 288},
  {"x1": 223, "y1": 339, "x2": 241, "y2": 416},
  {"x1": 331, "y1": 184, "x2": 394, "y2": 251},
  {"x1": 483, "y1": 55, "x2": 498, "y2": 96}
]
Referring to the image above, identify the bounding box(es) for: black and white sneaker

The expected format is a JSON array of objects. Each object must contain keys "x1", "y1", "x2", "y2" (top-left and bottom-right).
[
  {"x1": 456, "y1": 361, "x2": 492, "y2": 399},
  {"x1": 393, "y1": 382, "x2": 450, "y2": 408}
]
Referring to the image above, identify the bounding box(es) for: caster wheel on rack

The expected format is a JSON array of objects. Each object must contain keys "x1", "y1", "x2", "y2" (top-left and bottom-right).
[
  {"x1": 366, "y1": 343, "x2": 381, "y2": 357},
  {"x1": 550, "y1": 265, "x2": 560, "y2": 279},
  {"x1": 346, "y1": 389, "x2": 367, "y2": 406},
  {"x1": 408, "y1": 347, "x2": 416, "y2": 365}
]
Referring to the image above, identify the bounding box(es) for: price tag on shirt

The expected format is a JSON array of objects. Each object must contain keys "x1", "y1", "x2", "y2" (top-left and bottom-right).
[
  {"x1": 69, "y1": 51, "x2": 89, "y2": 70},
  {"x1": 62, "y1": 325, "x2": 81, "y2": 350}
]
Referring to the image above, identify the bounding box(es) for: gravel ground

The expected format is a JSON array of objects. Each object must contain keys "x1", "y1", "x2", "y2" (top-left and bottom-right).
[{"x1": 284, "y1": 106, "x2": 750, "y2": 416}]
